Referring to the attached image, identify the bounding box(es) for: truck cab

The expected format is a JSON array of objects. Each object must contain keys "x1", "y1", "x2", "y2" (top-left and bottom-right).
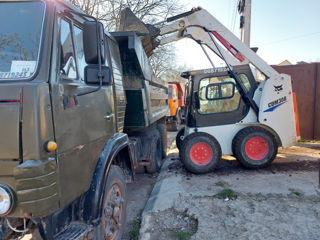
[
  {"x1": 167, "y1": 82, "x2": 185, "y2": 130},
  {"x1": 0, "y1": 0, "x2": 167, "y2": 239}
]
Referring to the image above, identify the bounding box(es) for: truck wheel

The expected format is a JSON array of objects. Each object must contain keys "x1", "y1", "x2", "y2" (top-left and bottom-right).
[
  {"x1": 157, "y1": 123, "x2": 167, "y2": 158},
  {"x1": 232, "y1": 126, "x2": 278, "y2": 168},
  {"x1": 146, "y1": 132, "x2": 162, "y2": 173},
  {"x1": 101, "y1": 165, "x2": 127, "y2": 240},
  {"x1": 176, "y1": 110, "x2": 182, "y2": 126},
  {"x1": 176, "y1": 127, "x2": 185, "y2": 150},
  {"x1": 134, "y1": 164, "x2": 146, "y2": 174},
  {"x1": 171, "y1": 110, "x2": 181, "y2": 131},
  {"x1": 181, "y1": 133, "x2": 221, "y2": 174}
]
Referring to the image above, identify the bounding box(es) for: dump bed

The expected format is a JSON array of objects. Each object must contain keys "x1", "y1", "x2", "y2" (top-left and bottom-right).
[{"x1": 111, "y1": 31, "x2": 168, "y2": 129}]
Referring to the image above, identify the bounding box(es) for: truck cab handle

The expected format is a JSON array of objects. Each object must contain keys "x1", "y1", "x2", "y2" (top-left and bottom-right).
[{"x1": 104, "y1": 113, "x2": 114, "y2": 120}]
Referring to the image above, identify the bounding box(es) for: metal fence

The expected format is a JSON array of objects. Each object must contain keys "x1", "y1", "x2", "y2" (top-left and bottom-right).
[{"x1": 273, "y1": 63, "x2": 320, "y2": 140}]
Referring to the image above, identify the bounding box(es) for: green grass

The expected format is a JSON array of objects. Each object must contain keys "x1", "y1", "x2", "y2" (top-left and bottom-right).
[
  {"x1": 218, "y1": 189, "x2": 235, "y2": 199},
  {"x1": 147, "y1": 183, "x2": 156, "y2": 195},
  {"x1": 172, "y1": 231, "x2": 194, "y2": 240},
  {"x1": 130, "y1": 182, "x2": 156, "y2": 239},
  {"x1": 215, "y1": 180, "x2": 228, "y2": 187},
  {"x1": 289, "y1": 188, "x2": 302, "y2": 196},
  {"x1": 129, "y1": 216, "x2": 142, "y2": 240}
]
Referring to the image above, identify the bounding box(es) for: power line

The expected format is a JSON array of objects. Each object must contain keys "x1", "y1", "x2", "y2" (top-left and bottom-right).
[
  {"x1": 231, "y1": 0, "x2": 239, "y2": 32},
  {"x1": 261, "y1": 31, "x2": 320, "y2": 46}
]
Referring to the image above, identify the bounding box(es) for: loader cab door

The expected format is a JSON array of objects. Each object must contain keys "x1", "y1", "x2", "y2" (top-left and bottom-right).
[
  {"x1": 50, "y1": 6, "x2": 115, "y2": 206},
  {"x1": 189, "y1": 65, "x2": 257, "y2": 127}
]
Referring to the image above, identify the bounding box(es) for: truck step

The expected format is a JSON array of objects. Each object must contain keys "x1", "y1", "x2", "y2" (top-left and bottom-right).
[{"x1": 54, "y1": 222, "x2": 93, "y2": 240}]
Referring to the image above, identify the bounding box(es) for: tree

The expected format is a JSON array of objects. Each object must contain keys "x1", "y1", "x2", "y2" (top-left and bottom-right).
[
  {"x1": 69, "y1": 0, "x2": 186, "y2": 76},
  {"x1": 160, "y1": 64, "x2": 190, "y2": 83},
  {"x1": 68, "y1": 0, "x2": 183, "y2": 31},
  {"x1": 67, "y1": 0, "x2": 186, "y2": 81}
]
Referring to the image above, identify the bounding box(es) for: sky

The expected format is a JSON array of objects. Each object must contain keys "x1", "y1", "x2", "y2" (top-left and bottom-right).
[{"x1": 173, "y1": 0, "x2": 320, "y2": 69}]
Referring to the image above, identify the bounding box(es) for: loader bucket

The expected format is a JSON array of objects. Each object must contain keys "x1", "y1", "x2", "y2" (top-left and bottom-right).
[{"x1": 118, "y1": 8, "x2": 160, "y2": 57}]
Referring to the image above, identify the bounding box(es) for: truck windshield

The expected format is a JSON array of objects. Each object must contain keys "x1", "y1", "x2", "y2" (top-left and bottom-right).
[{"x1": 0, "y1": 1, "x2": 45, "y2": 80}]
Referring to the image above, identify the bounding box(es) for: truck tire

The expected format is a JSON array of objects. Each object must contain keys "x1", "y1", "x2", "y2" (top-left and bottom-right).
[
  {"x1": 157, "y1": 123, "x2": 167, "y2": 158},
  {"x1": 100, "y1": 165, "x2": 127, "y2": 240},
  {"x1": 134, "y1": 165, "x2": 146, "y2": 174},
  {"x1": 172, "y1": 110, "x2": 181, "y2": 131},
  {"x1": 146, "y1": 131, "x2": 162, "y2": 173},
  {"x1": 176, "y1": 127, "x2": 185, "y2": 151},
  {"x1": 232, "y1": 126, "x2": 278, "y2": 168},
  {"x1": 181, "y1": 132, "x2": 221, "y2": 174}
]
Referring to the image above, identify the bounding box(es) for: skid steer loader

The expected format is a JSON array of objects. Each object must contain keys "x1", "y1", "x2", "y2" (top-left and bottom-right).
[{"x1": 119, "y1": 7, "x2": 300, "y2": 174}]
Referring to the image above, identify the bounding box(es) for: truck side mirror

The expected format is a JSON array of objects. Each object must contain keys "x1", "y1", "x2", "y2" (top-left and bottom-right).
[
  {"x1": 178, "y1": 92, "x2": 182, "y2": 99},
  {"x1": 84, "y1": 66, "x2": 112, "y2": 85},
  {"x1": 83, "y1": 21, "x2": 105, "y2": 64}
]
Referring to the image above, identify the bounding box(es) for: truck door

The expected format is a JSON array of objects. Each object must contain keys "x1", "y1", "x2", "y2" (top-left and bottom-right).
[
  {"x1": 169, "y1": 84, "x2": 179, "y2": 116},
  {"x1": 190, "y1": 65, "x2": 257, "y2": 127},
  {"x1": 50, "y1": 10, "x2": 115, "y2": 206}
]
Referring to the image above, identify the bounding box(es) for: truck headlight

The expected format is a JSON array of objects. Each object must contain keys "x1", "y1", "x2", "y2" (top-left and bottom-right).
[{"x1": 0, "y1": 186, "x2": 13, "y2": 215}]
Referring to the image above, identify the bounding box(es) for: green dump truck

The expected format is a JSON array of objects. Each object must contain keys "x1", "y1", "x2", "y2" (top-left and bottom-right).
[{"x1": 0, "y1": 0, "x2": 167, "y2": 239}]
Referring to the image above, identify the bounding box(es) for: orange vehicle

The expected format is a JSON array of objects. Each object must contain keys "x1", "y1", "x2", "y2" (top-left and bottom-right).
[{"x1": 167, "y1": 82, "x2": 185, "y2": 130}]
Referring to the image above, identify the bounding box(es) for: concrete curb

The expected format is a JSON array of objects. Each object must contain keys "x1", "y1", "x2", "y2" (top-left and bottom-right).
[{"x1": 139, "y1": 159, "x2": 183, "y2": 240}]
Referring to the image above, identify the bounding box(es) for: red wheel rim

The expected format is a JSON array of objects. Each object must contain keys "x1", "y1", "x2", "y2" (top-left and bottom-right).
[
  {"x1": 245, "y1": 137, "x2": 269, "y2": 160},
  {"x1": 189, "y1": 142, "x2": 213, "y2": 166}
]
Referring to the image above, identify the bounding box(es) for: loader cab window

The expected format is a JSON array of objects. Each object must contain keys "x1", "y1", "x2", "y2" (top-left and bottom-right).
[
  {"x1": 60, "y1": 18, "x2": 77, "y2": 79},
  {"x1": 238, "y1": 74, "x2": 251, "y2": 92},
  {"x1": 198, "y1": 75, "x2": 241, "y2": 114}
]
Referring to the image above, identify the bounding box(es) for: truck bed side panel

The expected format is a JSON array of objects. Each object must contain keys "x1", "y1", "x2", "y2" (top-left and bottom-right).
[{"x1": 106, "y1": 36, "x2": 126, "y2": 133}]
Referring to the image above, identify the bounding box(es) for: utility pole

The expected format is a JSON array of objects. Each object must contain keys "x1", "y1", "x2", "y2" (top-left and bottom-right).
[{"x1": 238, "y1": 0, "x2": 251, "y2": 47}]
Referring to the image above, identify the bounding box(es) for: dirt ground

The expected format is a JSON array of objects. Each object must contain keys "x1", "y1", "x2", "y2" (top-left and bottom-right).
[
  {"x1": 17, "y1": 128, "x2": 320, "y2": 240},
  {"x1": 139, "y1": 130, "x2": 320, "y2": 240},
  {"x1": 122, "y1": 174, "x2": 157, "y2": 240}
]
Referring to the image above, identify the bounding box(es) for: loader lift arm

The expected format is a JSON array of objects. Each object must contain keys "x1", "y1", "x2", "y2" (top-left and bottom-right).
[
  {"x1": 151, "y1": 7, "x2": 278, "y2": 79},
  {"x1": 151, "y1": 8, "x2": 262, "y2": 114},
  {"x1": 119, "y1": 7, "x2": 278, "y2": 115}
]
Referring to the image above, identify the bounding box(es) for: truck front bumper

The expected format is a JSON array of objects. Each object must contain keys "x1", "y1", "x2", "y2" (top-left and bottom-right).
[{"x1": 0, "y1": 158, "x2": 59, "y2": 218}]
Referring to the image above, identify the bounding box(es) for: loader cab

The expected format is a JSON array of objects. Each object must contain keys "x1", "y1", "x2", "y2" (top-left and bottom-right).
[{"x1": 183, "y1": 65, "x2": 257, "y2": 127}]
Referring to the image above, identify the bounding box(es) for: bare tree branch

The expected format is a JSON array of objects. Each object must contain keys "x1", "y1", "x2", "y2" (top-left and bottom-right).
[{"x1": 67, "y1": 0, "x2": 186, "y2": 81}]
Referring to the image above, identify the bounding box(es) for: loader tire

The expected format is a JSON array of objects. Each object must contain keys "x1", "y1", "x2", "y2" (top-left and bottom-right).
[
  {"x1": 232, "y1": 126, "x2": 278, "y2": 168},
  {"x1": 181, "y1": 132, "x2": 221, "y2": 174},
  {"x1": 176, "y1": 127, "x2": 185, "y2": 151}
]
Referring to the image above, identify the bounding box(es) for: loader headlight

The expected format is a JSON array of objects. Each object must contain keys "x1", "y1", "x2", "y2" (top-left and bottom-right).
[{"x1": 0, "y1": 186, "x2": 13, "y2": 215}]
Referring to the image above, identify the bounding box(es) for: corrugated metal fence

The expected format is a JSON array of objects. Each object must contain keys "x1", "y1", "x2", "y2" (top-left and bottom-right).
[{"x1": 273, "y1": 63, "x2": 320, "y2": 140}]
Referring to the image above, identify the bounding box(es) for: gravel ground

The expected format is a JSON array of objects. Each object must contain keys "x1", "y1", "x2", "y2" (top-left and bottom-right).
[{"x1": 139, "y1": 141, "x2": 320, "y2": 240}]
